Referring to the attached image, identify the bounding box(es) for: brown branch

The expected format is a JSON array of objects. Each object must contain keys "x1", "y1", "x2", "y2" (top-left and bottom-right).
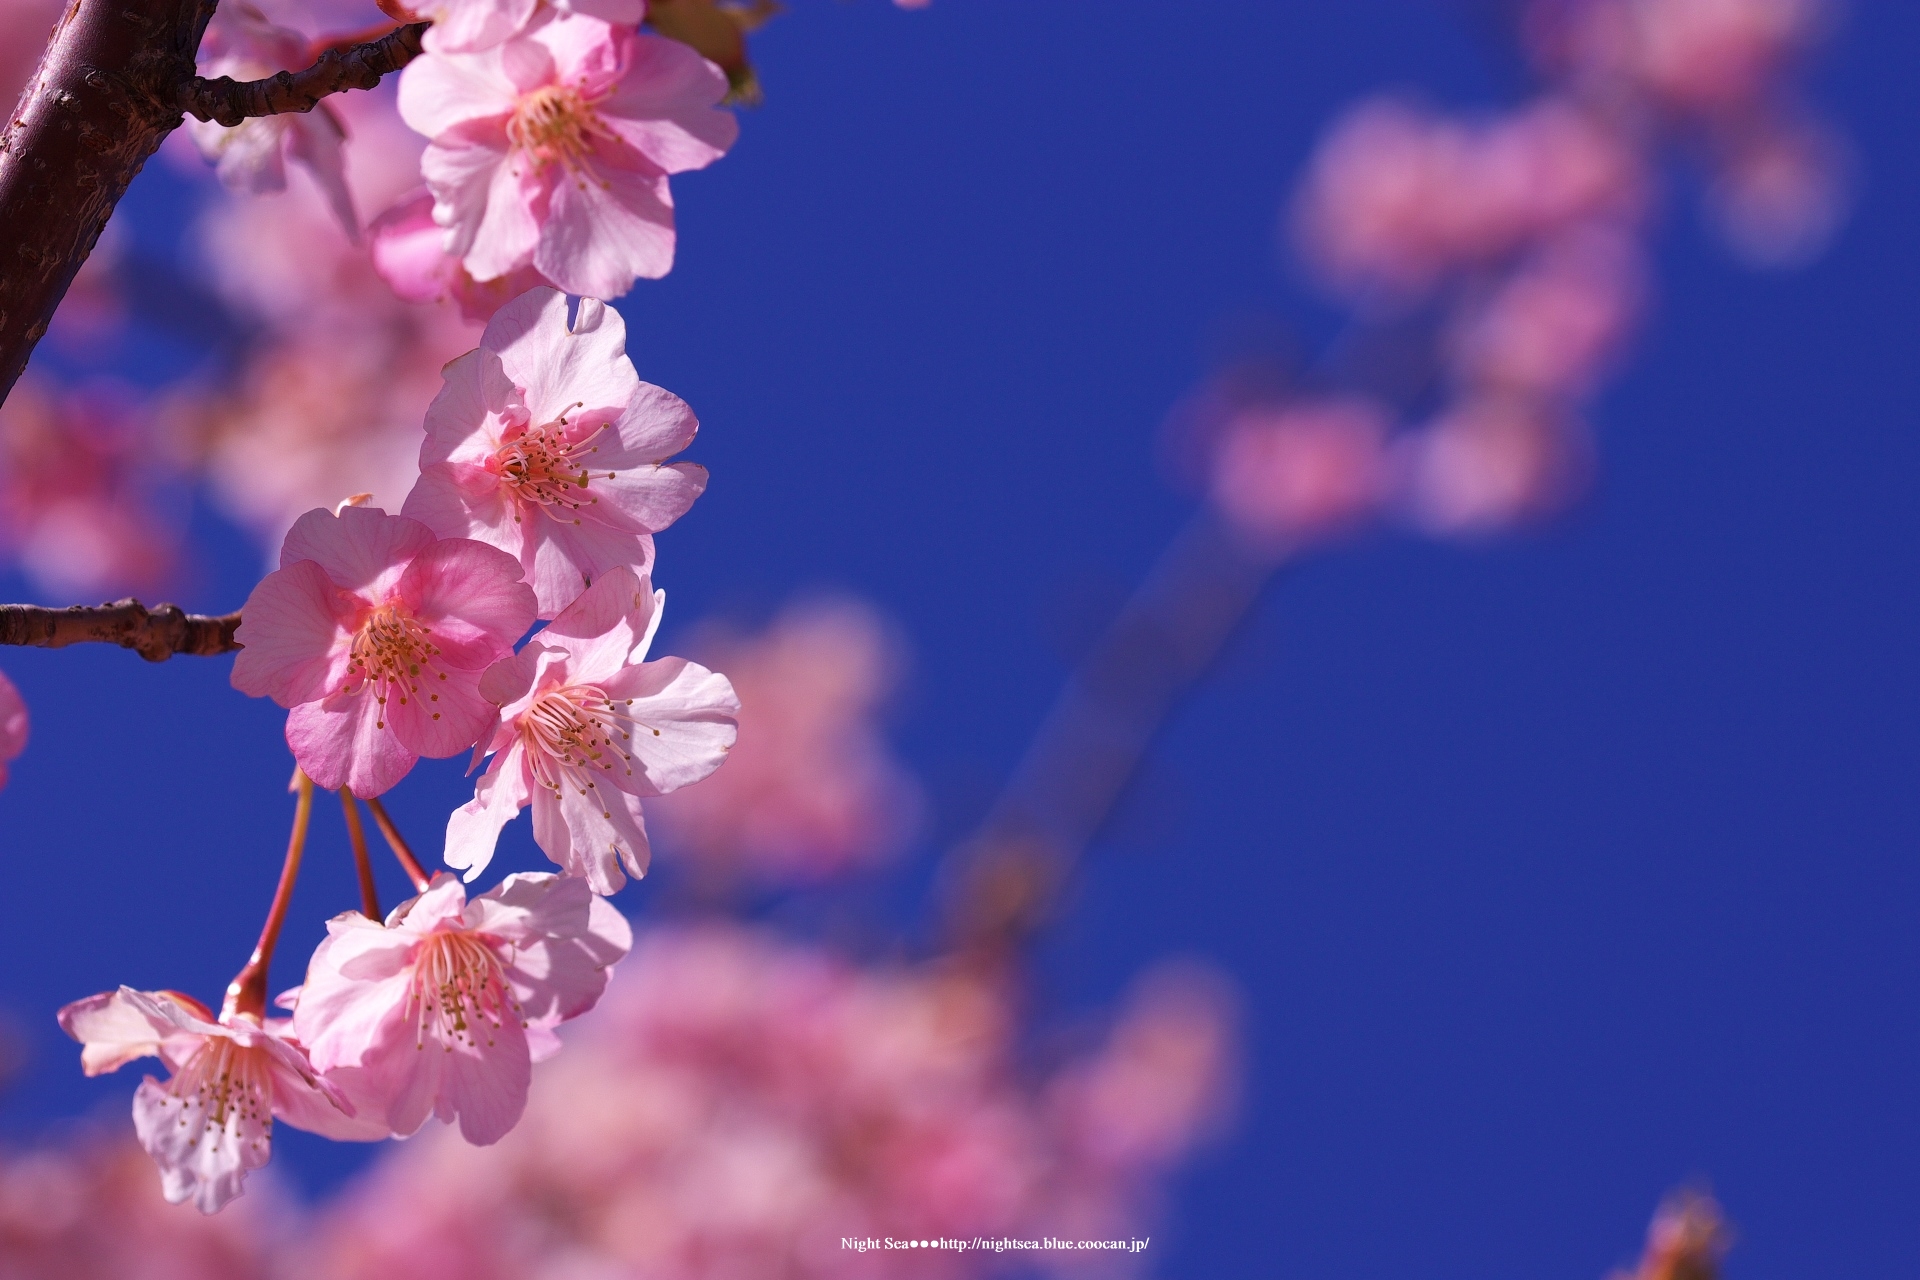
[
  {"x1": 180, "y1": 22, "x2": 428, "y2": 128},
  {"x1": 0, "y1": 599, "x2": 241, "y2": 662},
  {"x1": 0, "y1": 0, "x2": 216, "y2": 407}
]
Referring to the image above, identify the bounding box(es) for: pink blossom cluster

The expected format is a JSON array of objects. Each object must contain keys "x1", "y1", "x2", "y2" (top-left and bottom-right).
[
  {"x1": 0, "y1": 1127, "x2": 283, "y2": 1279},
  {"x1": 63, "y1": 284, "x2": 739, "y2": 1211},
  {"x1": 1206, "y1": 0, "x2": 1844, "y2": 550},
  {"x1": 298, "y1": 924, "x2": 1238, "y2": 1279},
  {"x1": 650, "y1": 598, "x2": 924, "y2": 886}
]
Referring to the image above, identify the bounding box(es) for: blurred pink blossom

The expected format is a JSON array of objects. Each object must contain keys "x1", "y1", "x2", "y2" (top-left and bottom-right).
[
  {"x1": 0, "y1": 375, "x2": 175, "y2": 597},
  {"x1": 1291, "y1": 96, "x2": 1642, "y2": 305},
  {"x1": 58, "y1": 989, "x2": 363, "y2": 1213},
  {"x1": 1705, "y1": 114, "x2": 1851, "y2": 268},
  {"x1": 1208, "y1": 396, "x2": 1393, "y2": 553},
  {"x1": 397, "y1": 15, "x2": 737, "y2": 299},
  {"x1": 1394, "y1": 397, "x2": 1590, "y2": 536},
  {"x1": 1528, "y1": 0, "x2": 1825, "y2": 116},
  {"x1": 301, "y1": 924, "x2": 1236, "y2": 1279},
  {"x1": 231, "y1": 505, "x2": 537, "y2": 797},
  {"x1": 184, "y1": 3, "x2": 359, "y2": 236},
  {"x1": 0, "y1": 0, "x2": 64, "y2": 108},
  {"x1": 292, "y1": 873, "x2": 632, "y2": 1145},
  {"x1": 650, "y1": 598, "x2": 923, "y2": 886},
  {"x1": 0, "y1": 1130, "x2": 281, "y2": 1278},
  {"x1": 1446, "y1": 223, "x2": 1646, "y2": 400},
  {"x1": 0, "y1": 669, "x2": 26, "y2": 790},
  {"x1": 402, "y1": 287, "x2": 707, "y2": 615},
  {"x1": 448, "y1": 567, "x2": 738, "y2": 892}
]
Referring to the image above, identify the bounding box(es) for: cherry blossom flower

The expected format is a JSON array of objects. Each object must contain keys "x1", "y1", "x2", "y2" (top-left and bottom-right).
[
  {"x1": 1208, "y1": 397, "x2": 1393, "y2": 553},
  {"x1": 402, "y1": 287, "x2": 707, "y2": 616},
  {"x1": 184, "y1": 2, "x2": 358, "y2": 237},
  {"x1": 230, "y1": 505, "x2": 538, "y2": 798},
  {"x1": 291, "y1": 872, "x2": 633, "y2": 1145},
  {"x1": 447, "y1": 566, "x2": 738, "y2": 893},
  {"x1": 57, "y1": 988, "x2": 370, "y2": 1213},
  {"x1": 1607, "y1": 1189, "x2": 1729, "y2": 1280},
  {"x1": 370, "y1": 189, "x2": 558, "y2": 322},
  {"x1": 0, "y1": 670, "x2": 27, "y2": 791},
  {"x1": 1394, "y1": 396, "x2": 1591, "y2": 536},
  {"x1": 396, "y1": 14, "x2": 738, "y2": 300},
  {"x1": 649, "y1": 598, "x2": 922, "y2": 886}
]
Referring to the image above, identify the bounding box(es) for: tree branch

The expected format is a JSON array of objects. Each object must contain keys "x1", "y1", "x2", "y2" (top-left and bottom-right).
[
  {"x1": 0, "y1": 600, "x2": 242, "y2": 662},
  {"x1": 179, "y1": 22, "x2": 429, "y2": 127}
]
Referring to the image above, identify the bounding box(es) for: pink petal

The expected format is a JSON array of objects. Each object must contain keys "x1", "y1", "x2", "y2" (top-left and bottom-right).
[
  {"x1": 395, "y1": 536, "x2": 537, "y2": 669},
  {"x1": 286, "y1": 690, "x2": 420, "y2": 797},
  {"x1": 489, "y1": 290, "x2": 643, "y2": 427},
  {"x1": 231, "y1": 558, "x2": 352, "y2": 708},
  {"x1": 608, "y1": 378, "x2": 701, "y2": 463},
  {"x1": 422, "y1": 138, "x2": 511, "y2": 264},
  {"x1": 286, "y1": 105, "x2": 359, "y2": 241},
  {"x1": 445, "y1": 744, "x2": 533, "y2": 882},
  {"x1": 368, "y1": 190, "x2": 456, "y2": 306},
  {"x1": 597, "y1": 33, "x2": 739, "y2": 172},
  {"x1": 597, "y1": 655, "x2": 739, "y2": 795},
  {"x1": 530, "y1": 775, "x2": 650, "y2": 892},
  {"x1": 461, "y1": 151, "x2": 549, "y2": 286},
  {"x1": 419, "y1": 345, "x2": 526, "y2": 470},
  {"x1": 588, "y1": 459, "x2": 707, "y2": 535},
  {"x1": 530, "y1": 564, "x2": 653, "y2": 679},
  {"x1": 131, "y1": 1051, "x2": 271, "y2": 1214},
  {"x1": 58, "y1": 989, "x2": 174, "y2": 1076},
  {"x1": 279, "y1": 506, "x2": 437, "y2": 594},
  {"x1": 402, "y1": 460, "x2": 518, "y2": 548},
  {"x1": 552, "y1": 0, "x2": 642, "y2": 23},
  {"x1": 534, "y1": 154, "x2": 675, "y2": 298},
  {"x1": 531, "y1": 12, "x2": 630, "y2": 90},
  {"x1": 397, "y1": 45, "x2": 520, "y2": 140},
  {"x1": 420, "y1": 0, "x2": 539, "y2": 55},
  {"x1": 385, "y1": 665, "x2": 499, "y2": 760},
  {"x1": 524, "y1": 514, "x2": 656, "y2": 619},
  {"x1": 290, "y1": 916, "x2": 418, "y2": 1072}
]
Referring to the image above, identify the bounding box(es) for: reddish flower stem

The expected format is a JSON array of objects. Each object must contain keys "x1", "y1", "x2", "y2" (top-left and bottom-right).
[
  {"x1": 364, "y1": 796, "x2": 432, "y2": 892},
  {"x1": 222, "y1": 769, "x2": 315, "y2": 1022},
  {"x1": 340, "y1": 788, "x2": 382, "y2": 920}
]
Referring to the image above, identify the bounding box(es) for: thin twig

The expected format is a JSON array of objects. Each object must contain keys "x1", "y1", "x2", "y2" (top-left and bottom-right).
[
  {"x1": 222, "y1": 769, "x2": 314, "y2": 1022},
  {"x1": 364, "y1": 796, "x2": 432, "y2": 892},
  {"x1": 341, "y1": 788, "x2": 382, "y2": 920},
  {"x1": 180, "y1": 22, "x2": 429, "y2": 127},
  {"x1": 0, "y1": 600, "x2": 241, "y2": 662}
]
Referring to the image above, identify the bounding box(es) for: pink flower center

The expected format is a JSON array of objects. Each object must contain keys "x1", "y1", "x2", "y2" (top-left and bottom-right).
[
  {"x1": 346, "y1": 601, "x2": 445, "y2": 729},
  {"x1": 155, "y1": 1036, "x2": 272, "y2": 1154},
  {"x1": 506, "y1": 84, "x2": 611, "y2": 170},
  {"x1": 408, "y1": 929, "x2": 519, "y2": 1051},
  {"x1": 493, "y1": 413, "x2": 614, "y2": 521},
  {"x1": 520, "y1": 684, "x2": 641, "y2": 795}
]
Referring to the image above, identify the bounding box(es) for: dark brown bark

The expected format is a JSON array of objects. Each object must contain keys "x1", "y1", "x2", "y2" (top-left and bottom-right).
[
  {"x1": 0, "y1": 599, "x2": 241, "y2": 660},
  {"x1": 180, "y1": 22, "x2": 426, "y2": 127},
  {"x1": 0, "y1": 1, "x2": 427, "y2": 406},
  {"x1": 0, "y1": 0, "x2": 216, "y2": 405}
]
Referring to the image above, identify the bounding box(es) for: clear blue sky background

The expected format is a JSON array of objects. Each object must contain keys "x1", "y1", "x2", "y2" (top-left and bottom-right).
[{"x1": 1, "y1": 2, "x2": 1915, "y2": 1276}]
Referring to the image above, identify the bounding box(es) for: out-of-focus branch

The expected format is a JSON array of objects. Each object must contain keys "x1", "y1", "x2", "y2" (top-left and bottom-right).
[
  {"x1": 943, "y1": 515, "x2": 1285, "y2": 954},
  {"x1": 180, "y1": 23, "x2": 428, "y2": 127},
  {"x1": 0, "y1": 600, "x2": 241, "y2": 662}
]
